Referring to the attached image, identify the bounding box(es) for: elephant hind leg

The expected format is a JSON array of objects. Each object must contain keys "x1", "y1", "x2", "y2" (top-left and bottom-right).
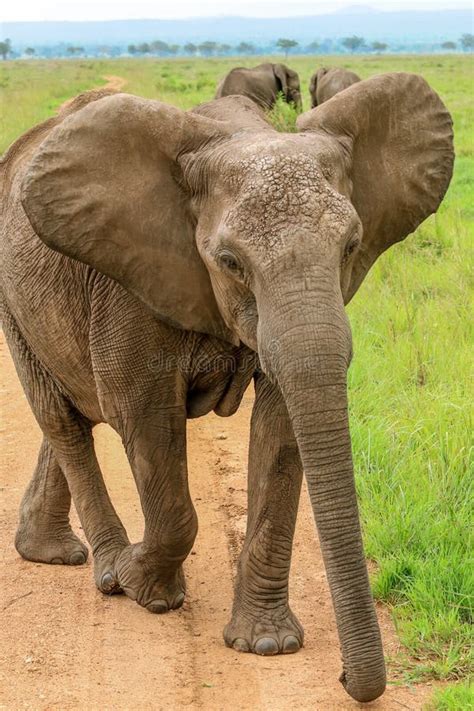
[
  {"x1": 15, "y1": 437, "x2": 89, "y2": 566},
  {"x1": 3, "y1": 306, "x2": 129, "y2": 591}
]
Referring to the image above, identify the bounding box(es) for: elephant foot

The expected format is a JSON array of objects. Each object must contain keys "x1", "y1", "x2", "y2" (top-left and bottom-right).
[
  {"x1": 115, "y1": 543, "x2": 186, "y2": 613},
  {"x1": 224, "y1": 603, "x2": 304, "y2": 655},
  {"x1": 15, "y1": 518, "x2": 89, "y2": 566},
  {"x1": 93, "y1": 541, "x2": 128, "y2": 595}
]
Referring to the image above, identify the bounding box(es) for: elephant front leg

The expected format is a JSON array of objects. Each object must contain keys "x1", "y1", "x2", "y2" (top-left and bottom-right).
[
  {"x1": 225, "y1": 372, "x2": 304, "y2": 655},
  {"x1": 116, "y1": 408, "x2": 198, "y2": 613}
]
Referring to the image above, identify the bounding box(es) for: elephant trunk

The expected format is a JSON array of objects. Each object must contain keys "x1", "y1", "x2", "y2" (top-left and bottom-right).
[{"x1": 257, "y1": 275, "x2": 386, "y2": 703}]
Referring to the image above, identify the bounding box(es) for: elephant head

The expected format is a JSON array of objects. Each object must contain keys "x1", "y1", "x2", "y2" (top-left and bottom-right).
[
  {"x1": 273, "y1": 63, "x2": 302, "y2": 110},
  {"x1": 21, "y1": 75, "x2": 453, "y2": 703},
  {"x1": 309, "y1": 66, "x2": 361, "y2": 107}
]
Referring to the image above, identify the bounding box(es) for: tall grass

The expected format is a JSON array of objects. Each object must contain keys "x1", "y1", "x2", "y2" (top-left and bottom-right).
[{"x1": 1, "y1": 54, "x2": 472, "y2": 696}]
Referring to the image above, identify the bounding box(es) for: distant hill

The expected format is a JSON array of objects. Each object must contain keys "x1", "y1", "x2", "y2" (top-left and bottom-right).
[{"x1": 2, "y1": 9, "x2": 471, "y2": 48}]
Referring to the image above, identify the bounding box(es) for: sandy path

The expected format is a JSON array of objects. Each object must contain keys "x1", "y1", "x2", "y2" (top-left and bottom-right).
[
  {"x1": 101, "y1": 75, "x2": 128, "y2": 92},
  {"x1": 57, "y1": 75, "x2": 127, "y2": 113},
  {"x1": 0, "y1": 334, "x2": 434, "y2": 709}
]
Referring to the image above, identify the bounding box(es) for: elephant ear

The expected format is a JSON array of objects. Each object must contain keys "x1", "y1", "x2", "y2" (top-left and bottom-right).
[
  {"x1": 21, "y1": 93, "x2": 236, "y2": 343},
  {"x1": 273, "y1": 64, "x2": 290, "y2": 97},
  {"x1": 297, "y1": 72, "x2": 454, "y2": 302}
]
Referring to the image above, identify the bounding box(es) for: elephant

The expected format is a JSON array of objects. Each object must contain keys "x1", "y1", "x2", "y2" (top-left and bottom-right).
[
  {"x1": 309, "y1": 66, "x2": 361, "y2": 107},
  {"x1": 215, "y1": 62, "x2": 302, "y2": 111},
  {"x1": 0, "y1": 73, "x2": 453, "y2": 703}
]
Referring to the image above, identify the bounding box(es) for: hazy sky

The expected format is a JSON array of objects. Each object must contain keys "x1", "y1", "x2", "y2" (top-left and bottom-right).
[{"x1": 1, "y1": 0, "x2": 471, "y2": 22}]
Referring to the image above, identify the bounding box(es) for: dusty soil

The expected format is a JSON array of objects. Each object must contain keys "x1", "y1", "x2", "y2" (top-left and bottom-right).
[{"x1": 0, "y1": 333, "x2": 437, "y2": 711}]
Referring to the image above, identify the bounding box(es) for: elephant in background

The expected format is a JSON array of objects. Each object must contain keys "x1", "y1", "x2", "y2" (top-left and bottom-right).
[
  {"x1": 309, "y1": 66, "x2": 361, "y2": 106},
  {"x1": 215, "y1": 62, "x2": 302, "y2": 110},
  {"x1": 1, "y1": 73, "x2": 453, "y2": 703}
]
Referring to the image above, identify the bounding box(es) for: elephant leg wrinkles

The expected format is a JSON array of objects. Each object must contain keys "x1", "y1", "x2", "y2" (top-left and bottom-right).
[
  {"x1": 15, "y1": 437, "x2": 89, "y2": 567},
  {"x1": 225, "y1": 371, "x2": 304, "y2": 655}
]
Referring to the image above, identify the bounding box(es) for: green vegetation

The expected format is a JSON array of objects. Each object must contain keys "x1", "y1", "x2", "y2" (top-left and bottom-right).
[
  {"x1": 0, "y1": 54, "x2": 472, "y2": 703},
  {"x1": 426, "y1": 681, "x2": 474, "y2": 710}
]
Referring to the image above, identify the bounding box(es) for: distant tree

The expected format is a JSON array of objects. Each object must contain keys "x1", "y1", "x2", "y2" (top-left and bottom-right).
[
  {"x1": 66, "y1": 46, "x2": 84, "y2": 56},
  {"x1": 137, "y1": 42, "x2": 151, "y2": 54},
  {"x1": 276, "y1": 38, "x2": 298, "y2": 59},
  {"x1": 168, "y1": 44, "x2": 180, "y2": 55},
  {"x1": 98, "y1": 45, "x2": 112, "y2": 57},
  {"x1": 25, "y1": 47, "x2": 36, "y2": 56},
  {"x1": 306, "y1": 41, "x2": 320, "y2": 54},
  {"x1": 441, "y1": 41, "x2": 457, "y2": 50},
  {"x1": 128, "y1": 44, "x2": 137, "y2": 55},
  {"x1": 460, "y1": 33, "x2": 474, "y2": 51},
  {"x1": 371, "y1": 41, "x2": 388, "y2": 53},
  {"x1": 184, "y1": 42, "x2": 197, "y2": 55},
  {"x1": 0, "y1": 38, "x2": 12, "y2": 60},
  {"x1": 236, "y1": 41, "x2": 255, "y2": 55},
  {"x1": 218, "y1": 43, "x2": 231, "y2": 55},
  {"x1": 150, "y1": 40, "x2": 169, "y2": 55},
  {"x1": 341, "y1": 35, "x2": 365, "y2": 53},
  {"x1": 198, "y1": 41, "x2": 218, "y2": 56}
]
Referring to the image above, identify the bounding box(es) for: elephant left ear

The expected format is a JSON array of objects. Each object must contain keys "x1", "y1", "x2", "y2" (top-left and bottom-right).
[{"x1": 297, "y1": 72, "x2": 454, "y2": 302}]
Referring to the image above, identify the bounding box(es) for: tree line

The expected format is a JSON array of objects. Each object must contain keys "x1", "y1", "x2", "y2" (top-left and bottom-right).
[{"x1": 1, "y1": 34, "x2": 473, "y2": 60}]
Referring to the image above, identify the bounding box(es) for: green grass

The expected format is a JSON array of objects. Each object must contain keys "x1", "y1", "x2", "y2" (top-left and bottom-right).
[
  {"x1": 426, "y1": 680, "x2": 474, "y2": 710},
  {"x1": 1, "y1": 54, "x2": 472, "y2": 702}
]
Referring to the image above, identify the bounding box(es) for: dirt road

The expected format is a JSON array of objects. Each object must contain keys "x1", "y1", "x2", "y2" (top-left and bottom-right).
[{"x1": 0, "y1": 334, "x2": 436, "y2": 710}]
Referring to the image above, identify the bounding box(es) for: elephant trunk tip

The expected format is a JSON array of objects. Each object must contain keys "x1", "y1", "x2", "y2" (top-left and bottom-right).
[{"x1": 339, "y1": 669, "x2": 386, "y2": 704}]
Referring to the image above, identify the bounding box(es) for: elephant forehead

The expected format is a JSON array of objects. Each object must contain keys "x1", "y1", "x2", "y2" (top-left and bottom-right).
[
  {"x1": 236, "y1": 150, "x2": 320, "y2": 185},
  {"x1": 224, "y1": 153, "x2": 354, "y2": 250}
]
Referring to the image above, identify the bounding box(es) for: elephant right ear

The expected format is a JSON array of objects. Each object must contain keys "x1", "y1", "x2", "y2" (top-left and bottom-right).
[
  {"x1": 297, "y1": 73, "x2": 454, "y2": 302},
  {"x1": 21, "y1": 93, "x2": 237, "y2": 344}
]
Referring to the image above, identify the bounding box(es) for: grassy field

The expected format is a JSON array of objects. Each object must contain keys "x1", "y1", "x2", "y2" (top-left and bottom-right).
[{"x1": 1, "y1": 55, "x2": 473, "y2": 708}]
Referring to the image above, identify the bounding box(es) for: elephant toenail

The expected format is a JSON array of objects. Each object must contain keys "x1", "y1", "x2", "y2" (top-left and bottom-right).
[
  {"x1": 282, "y1": 635, "x2": 300, "y2": 653},
  {"x1": 148, "y1": 599, "x2": 168, "y2": 614},
  {"x1": 70, "y1": 551, "x2": 87, "y2": 565},
  {"x1": 51, "y1": 557, "x2": 63, "y2": 565},
  {"x1": 174, "y1": 592, "x2": 185, "y2": 608},
  {"x1": 254, "y1": 637, "x2": 279, "y2": 655},
  {"x1": 232, "y1": 638, "x2": 250, "y2": 652},
  {"x1": 100, "y1": 572, "x2": 116, "y2": 593}
]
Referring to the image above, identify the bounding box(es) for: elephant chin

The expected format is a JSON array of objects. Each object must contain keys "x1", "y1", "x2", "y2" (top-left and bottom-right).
[{"x1": 258, "y1": 290, "x2": 386, "y2": 703}]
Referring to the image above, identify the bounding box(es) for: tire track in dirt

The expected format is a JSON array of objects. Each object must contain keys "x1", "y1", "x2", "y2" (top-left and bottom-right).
[{"x1": 1, "y1": 331, "x2": 436, "y2": 709}]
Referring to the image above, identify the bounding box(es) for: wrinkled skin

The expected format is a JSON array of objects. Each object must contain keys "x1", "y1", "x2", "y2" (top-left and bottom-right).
[
  {"x1": 215, "y1": 62, "x2": 302, "y2": 111},
  {"x1": 1, "y1": 75, "x2": 453, "y2": 703},
  {"x1": 309, "y1": 67, "x2": 361, "y2": 107}
]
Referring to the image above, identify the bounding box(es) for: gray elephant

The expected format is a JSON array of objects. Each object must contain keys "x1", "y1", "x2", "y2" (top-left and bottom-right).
[
  {"x1": 1, "y1": 74, "x2": 453, "y2": 703},
  {"x1": 215, "y1": 62, "x2": 302, "y2": 110},
  {"x1": 309, "y1": 66, "x2": 361, "y2": 106}
]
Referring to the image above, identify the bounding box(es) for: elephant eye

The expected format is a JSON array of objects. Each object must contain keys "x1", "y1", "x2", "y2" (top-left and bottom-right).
[
  {"x1": 218, "y1": 250, "x2": 242, "y2": 274},
  {"x1": 343, "y1": 236, "x2": 360, "y2": 262}
]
